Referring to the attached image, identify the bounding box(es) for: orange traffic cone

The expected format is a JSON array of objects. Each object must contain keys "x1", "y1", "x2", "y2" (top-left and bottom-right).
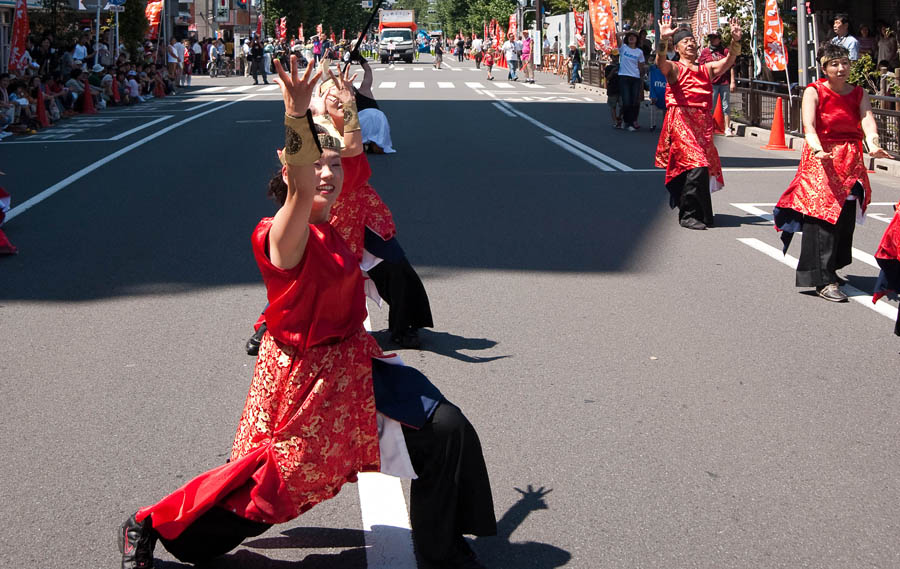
[
  {"x1": 81, "y1": 79, "x2": 97, "y2": 114},
  {"x1": 36, "y1": 90, "x2": 50, "y2": 127},
  {"x1": 712, "y1": 93, "x2": 725, "y2": 134},
  {"x1": 761, "y1": 97, "x2": 791, "y2": 151},
  {"x1": 111, "y1": 80, "x2": 121, "y2": 105}
]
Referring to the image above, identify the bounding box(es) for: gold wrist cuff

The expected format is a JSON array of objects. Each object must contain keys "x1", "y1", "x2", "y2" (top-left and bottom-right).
[
  {"x1": 804, "y1": 133, "x2": 824, "y2": 154},
  {"x1": 342, "y1": 101, "x2": 361, "y2": 133},
  {"x1": 866, "y1": 133, "x2": 882, "y2": 152},
  {"x1": 281, "y1": 111, "x2": 322, "y2": 166}
]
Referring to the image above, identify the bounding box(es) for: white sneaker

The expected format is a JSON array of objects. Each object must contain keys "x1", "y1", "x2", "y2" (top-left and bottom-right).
[{"x1": 627, "y1": 126, "x2": 637, "y2": 132}]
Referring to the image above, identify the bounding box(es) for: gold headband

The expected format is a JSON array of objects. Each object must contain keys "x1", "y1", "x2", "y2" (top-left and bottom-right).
[{"x1": 820, "y1": 55, "x2": 848, "y2": 66}]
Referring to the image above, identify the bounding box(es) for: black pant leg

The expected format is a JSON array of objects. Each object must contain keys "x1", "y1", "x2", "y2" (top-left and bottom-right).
[
  {"x1": 157, "y1": 506, "x2": 272, "y2": 564},
  {"x1": 402, "y1": 402, "x2": 497, "y2": 564},
  {"x1": 834, "y1": 199, "x2": 857, "y2": 271},
  {"x1": 797, "y1": 216, "x2": 837, "y2": 287},
  {"x1": 667, "y1": 167, "x2": 712, "y2": 226},
  {"x1": 367, "y1": 258, "x2": 434, "y2": 336}
]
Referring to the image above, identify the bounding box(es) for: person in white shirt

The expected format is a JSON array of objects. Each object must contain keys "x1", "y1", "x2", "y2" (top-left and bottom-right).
[
  {"x1": 173, "y1": 39, "x2": 187, "y2": 86},
  {"x1": 471, "y1": 34, "x2": 484, "y2": 69},
  {"x1": 618, "y1": 30, "x2": 646, "y2": 130},
  {"x1": 125, "y1": 70, "x2": 143, "y2": 102},
  {"x1": 73, "y1": 36, "x2": 88, "y2": 64},
  {"x1": 241, "y1": 39, "x2": 251, "y2": 76},
  {"x1": 166, "y1": 37, "x2": 179, "y2": 88},
  {"x1": 830, "y1": 13, "x2": 859, "y2": 61},
  {"x1": 501, "y1": 32, "x2": 519, "y2": 81},
  {"x1": 191, "y1": 39, "x2": 202, "y2": 74}
]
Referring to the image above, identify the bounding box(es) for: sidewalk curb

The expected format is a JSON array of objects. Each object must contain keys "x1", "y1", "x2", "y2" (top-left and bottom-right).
[{"x1": 575, "y1": 84, "x2": 900, "y2": 180}]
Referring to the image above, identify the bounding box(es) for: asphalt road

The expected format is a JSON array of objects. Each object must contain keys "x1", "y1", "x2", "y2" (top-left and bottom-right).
[{"x1": 2, "y1": 55, "x2": 900, "y2": 569}]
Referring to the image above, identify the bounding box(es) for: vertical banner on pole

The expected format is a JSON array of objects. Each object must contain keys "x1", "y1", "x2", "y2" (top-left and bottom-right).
[
  {"x1": 8, "y1": 0, "x2": 29, "y2": 73},
  {"x1": 146, "y1": 0, "x2": 164, "y2": 39},
  {"x1": 508, "y1": 12, "x2": 517, "y2": 38},
  {"x1": 763, "y1": 0, "x2": 787, "y2": 71},
  {"x1": 574, "y1": 11, "x2": 585, "y2": 48},
  {"x1": 588, "y1": 0, "x2": 617, "y2": 55},
  {"x1": 689, "y1": 0, "x2": 719, "y2": 40}
]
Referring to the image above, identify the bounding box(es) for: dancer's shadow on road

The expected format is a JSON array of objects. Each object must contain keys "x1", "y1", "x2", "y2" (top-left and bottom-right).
[
  {"x1": 156, "y1": 484, "x2": 569, "y2": 568},
  {"x1": 711, "y1": 214, "x2": 772, "y2": 228},
  {"x1": 371, "y1": 329, "x2": 510, "y2": 363}
]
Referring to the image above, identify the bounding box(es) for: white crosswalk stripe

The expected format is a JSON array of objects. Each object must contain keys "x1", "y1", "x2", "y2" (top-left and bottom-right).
[
  {"x1": 520, "y1": 83, "x2": 546, "y2": 89},
  {"x1": 193, "y1": 86, "x2": 226, "y2": 93},
  {"x1": 437, "y1": 82, "x2": 455, "y2": 88},
  {"x1": 259, "y1": 84, "x2": 280, "y2": 91},
  {"x1": 377, "y1": 82, "x2": 397, "y2": 89},
  {"x1": 491, "y1": 82, "x2": 515, "y2": 89},
  {"x1": 229, "y1": 85, "x2": 255, "y2": 92},
  {"x1": 409, "y1": 82, "x2": 425, "y2": 88},
  {"x1": 465, "y1": 82, "x2": 486, "y2": 89}
]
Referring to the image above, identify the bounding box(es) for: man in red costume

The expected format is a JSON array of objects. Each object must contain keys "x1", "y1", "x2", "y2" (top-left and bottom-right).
[
  {"x1": 773, "y1": 43, "x2": 892, "y2": 302},
  {"x1": 654, "y1": 16, "x2": 742, "y2": 230}
]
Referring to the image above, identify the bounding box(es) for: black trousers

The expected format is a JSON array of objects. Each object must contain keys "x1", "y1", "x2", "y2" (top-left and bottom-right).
[
  {"x1": 402, "y1": 402, "x2": 497, "y2": 565},
  {"x1": 796, "y1": 199, "x2": 856, "y2": 287},
  {"x1": 156, "y1": 403, "x2": 495, "y2": 565},
  {"x1": 367, "y1": 258, "x2": 434, "y2": 336},
  {"x1": 666, "y1": 167, "x2": 713, "y2": 226}
]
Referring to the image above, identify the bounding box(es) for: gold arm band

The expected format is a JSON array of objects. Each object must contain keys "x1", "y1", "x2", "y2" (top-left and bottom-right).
[
  {"x1": 804, "y1": 132, "x2": 824, "y2": 154},
  {"x1": 729, "y1": 41, "x2": 742, "y2": 56},
  {"x1": 866, "y1": 132, "x2": 882, "y2": 152},
  {"x1": 342, "y1": 100, "x2": 361, "y2": 133},
  {"x1": 281, "y1": 111, "x2": 322, "y2": 167}
]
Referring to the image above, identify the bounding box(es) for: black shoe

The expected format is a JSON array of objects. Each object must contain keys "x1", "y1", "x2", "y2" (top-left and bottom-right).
[
  {"x1": 119, "y1": 514, "x2": 156, "y2": 569},
  {"x1": 391, "y1": 328, "x2": 421, "y2": 349},
  {"x1": 680, "y1": 218, "x2": 708, "y2": 230},
  {"x1": 816, "y1": 283, "x2": 848, "y2": 302},
  {"x1": 246, "y1": 322, "x2": 267, "y2": 356}
]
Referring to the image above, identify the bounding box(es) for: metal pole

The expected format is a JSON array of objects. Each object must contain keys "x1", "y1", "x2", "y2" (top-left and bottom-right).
[
  {"x1": 535, "y1": 0, "x2": 542, "y2": 69},
  {"x1": 95, "y1": 2, "x2": 101, "y2": 66},
  {"x1": 796, "y1": 0, "x2": 808, "y2": 89},
  {"x1": 115, "y1": 10, "x2": 119, "y2": 60},
  {"x1": 654, "y1": 0, "x2": 661, "y2": 45}
]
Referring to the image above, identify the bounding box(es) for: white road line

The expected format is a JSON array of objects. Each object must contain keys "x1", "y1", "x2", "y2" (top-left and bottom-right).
[
  {"x1": 229, "y1": 85, "x2": 255, "y2": 92},
  {"x1": 109, "y1": 116, "x2": 173, "y2": 140},
  {"x1": 357, "y1": 473, "x2": 416, "y2": 569},
  {"x1": 583, "y1": 97, "x2": 594, "y2": 102},
  {"x1": 6, "y1": 96, "x2": 252, "y2": 222},
  {"x1": 192, "y1": 86, "x2": 226, "y2": 93},
  {"x1": 235, "y1": 119, "x2": 272, "y2": 123},
  {"x1": 730, "y1": 203, "x2": 884, "y2": 269},
  {"x1": 442, "y1": 62, "x2": 456, "y2": 69},
  {"x1": 451, "y1": 68, "x2": 463, "y2": 71},
  {"x1": 412, "y1": 67, "x2": 423, "y2": 71},
  {"x1": 409, "y1": 82, "x2": 425, "y2": 88},
  {"x1": 185, "y1": 100, "x2": 224, "y2": 112},
  {"x1": 495, "y1": 100, "x2": 633, "y2": 171},
  {"x1": 437, "y1": 82, "x2": 455, "y2": 88},
  {"x1": 492, "y1": 82, "x2": 515, "y2": 89},
  {"x1": 465, "y1": 82, "x2": 486, "y2": 90},
  {"x1": 520, "y1": 83, "x2": 546, "y2": 89},
  {"x1": 378, "y1": 82, "x2": 397, "y2": 89},
  {"x1": 492, "y1": 102, "x2": 516, "y2": 117},
  {"x1": 546, "y1": 136, "x2": 616, "y2": 171},
  {"x1": 258, "y1": 84, "x2": 280, "y2": 91},
  {"x1": 737, "y1": 238, "x2": 899, "y2": 322}
]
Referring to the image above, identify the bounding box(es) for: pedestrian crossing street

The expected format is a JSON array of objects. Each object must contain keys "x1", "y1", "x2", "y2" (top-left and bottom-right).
[{"x1": 190, "y1": 80, "x2": 557, "y2": 94}]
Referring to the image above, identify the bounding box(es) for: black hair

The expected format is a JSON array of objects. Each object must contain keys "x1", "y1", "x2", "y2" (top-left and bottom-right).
[
  {"x1": 267, "y1": 125, "x2": 333, "y2": 206},
  {"x1": 833, "y1": 13, "x2": 850, "y2": 26},
  {"x1": 817, "y1": 42, "x2": 850, "y2": 66},
  {"x1": 0, "y1": 73, "x2": 9, "y2": 81},
  {"x1": 70, "y1": 68, "x2": 82, "y2": 79}
]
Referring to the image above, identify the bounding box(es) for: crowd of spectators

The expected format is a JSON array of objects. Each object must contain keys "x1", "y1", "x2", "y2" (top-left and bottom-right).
[{"x1": 0, "y1": 31, "x2": 192, "y2": 140}]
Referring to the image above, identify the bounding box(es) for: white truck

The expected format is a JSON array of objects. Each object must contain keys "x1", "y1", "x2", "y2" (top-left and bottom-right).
[{"x1": 378, "y1": 9, "x2": 416, "y2": 64}]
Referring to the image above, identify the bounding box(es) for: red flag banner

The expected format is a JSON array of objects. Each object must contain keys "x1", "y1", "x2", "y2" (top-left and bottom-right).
[
  {"x1": 7, "y1": 0, "x2": 30, "y2": 73},
  {"x1": 145, "y1": 0, "x2": 163, "y2": 40},
  {"x1": 508, "y1": 12, "x2": 517, "y2": 38},
  {"x1": 763, "y1": 0, "x2": 787, "y2": 71},
  {"x1": 483, "y1": 21, "x2": 488, "y2": 41},
  {"x1": 588, "y1": 0, "x2": 617, "y2": 54},
  {"x1": 299, "y1": 24, "x2": 304, "y2": 42},
  {"x1": 256, "y1": 14, "x2": 262, "y2": 38},
  {"x1": 689, "y1": 0, "x2": 719, "y2": 40},
  {"x1": 575, "y1": 12, "x2": 586, "y2": 47}
]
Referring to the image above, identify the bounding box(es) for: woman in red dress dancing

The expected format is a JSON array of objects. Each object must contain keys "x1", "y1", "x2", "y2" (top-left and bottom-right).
[
  {"x1": 874, "y1": 200, "x2": 900, "y2": 335},
  {"x1": 119, "y1": 57, "x2": 495, "y2": 569},
  {"x1": 654, "y1": 15, "x2": 742, "y2": 230},
  {"x1": 774, "y1": 43, "x2": 893, "y2": 302}
]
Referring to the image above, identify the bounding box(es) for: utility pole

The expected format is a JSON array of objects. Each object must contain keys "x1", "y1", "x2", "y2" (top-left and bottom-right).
[
  {"x1": 796, "y1": 0, "x2": 809, "y2": 88},
  {"x1": 535, "y1": 0, "x2": 542, "y2": 68}
]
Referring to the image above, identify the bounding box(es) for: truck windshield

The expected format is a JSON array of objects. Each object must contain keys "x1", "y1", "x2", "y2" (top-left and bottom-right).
[{"x1": 382, "y1": 30, "x2": 412, "y2": 41}]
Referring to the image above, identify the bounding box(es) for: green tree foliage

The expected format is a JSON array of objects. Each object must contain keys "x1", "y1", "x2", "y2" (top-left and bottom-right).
[
  {"x1": 465, "y1": 0, "x2": 516, "y2": 30},
  {"x1": 119, "y1": 0, "x2": 149, "y2": 57},
  {"x1": 31, "y1": 0, "x2": 78, "y2": 40},
  {"x1": 392, "y1": 0, "x2": 431, "y2": 26}
]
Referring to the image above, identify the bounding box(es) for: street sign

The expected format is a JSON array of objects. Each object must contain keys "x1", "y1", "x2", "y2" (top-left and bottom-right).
[
  {"x1": 361, "y1": 0, "x2": 373, "y2": 7},
  {"x1": 106, "y1": 4, "x2": 125, "y2": 12}
]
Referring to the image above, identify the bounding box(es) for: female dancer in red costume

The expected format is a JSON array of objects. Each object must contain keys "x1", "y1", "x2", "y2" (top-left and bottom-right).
[
  {"x1": 247, "y1": 65, "x2": 433, "y2": 352},
  {"x1": 119, "y1": 57, "x2": 495, "y2": 569},
  {"x1": 654, "y1": 15, "x2": 742, "y2": 230},
  {"x1": 774, "y1": 43, "x2": 892, "y2": 302}
]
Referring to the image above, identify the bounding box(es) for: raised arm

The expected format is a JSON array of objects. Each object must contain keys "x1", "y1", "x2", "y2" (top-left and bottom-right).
[
  {"x1": 707, "y1": 18, "x2": 743, "y2": 81},
  {"x1": 358, "y1": 59, "x2": 374, "y2": 98},
  {"x1": 325, "y1": 65, "x2": 363, "y2": 157},
  {"x1": 860, "y1": 92, "x2": 893, "y2": 159},
  {"x1": 655, "y1": 14, "x2": 677, "y2": 81},
  {"x1": 268, "y1": 55, "x2": 324, "y2": 270}
]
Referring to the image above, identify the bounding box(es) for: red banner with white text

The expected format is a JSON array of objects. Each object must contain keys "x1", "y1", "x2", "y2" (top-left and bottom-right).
[
  {"x1": 588, "y1": 0, "x2": 617, "y2": 55},
  {"x1": 689, "y1": 0, "x2": 719, "y2": 40},
  {"x1": 145, "y1": 0, "x2": 163, "y2": 40},
  {"x1": 763, "y1": 0, "x2": 787, "y2": 71},
  {"x1": 8, "y1": 0, "x2": 30, "y2": 73},
  {"x1": 508, "y1": 12, "x2": 517, "y2": 38}
]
